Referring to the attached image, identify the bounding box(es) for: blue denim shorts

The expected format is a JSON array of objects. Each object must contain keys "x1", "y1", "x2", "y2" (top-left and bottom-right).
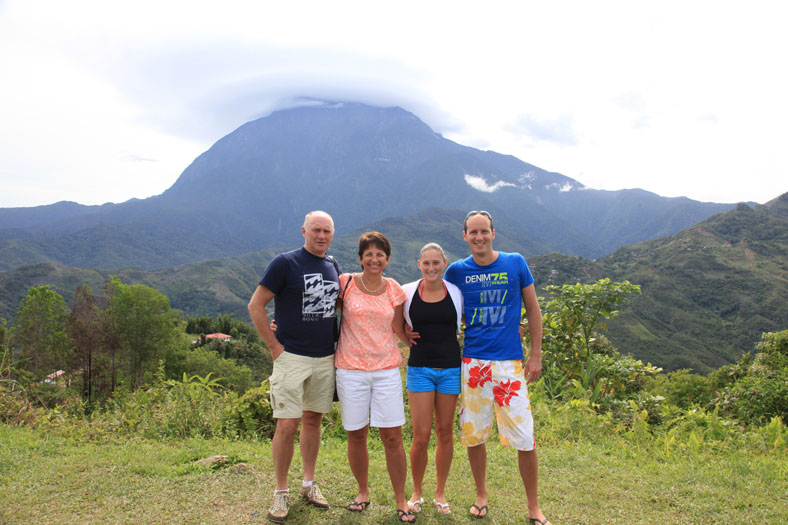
[{"x1": 406, "y1": 366, "x2": 461, "y2": 395}]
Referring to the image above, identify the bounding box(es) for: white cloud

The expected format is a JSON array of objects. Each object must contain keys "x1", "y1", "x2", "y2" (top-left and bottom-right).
[
  {"x1": 0, "y1": 0, "x2": 786, "y2": 207},
  {"x1": 544, "y1": 182, "x2": 575, "y2": 192},
  {"x1": 464, "y1": 174, "x2": 517, "y2": 193}
]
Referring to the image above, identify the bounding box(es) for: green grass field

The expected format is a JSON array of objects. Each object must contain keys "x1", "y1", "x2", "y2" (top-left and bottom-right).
[{"x1": 2, "y1": 424, "x2": 786, "y2": 524}]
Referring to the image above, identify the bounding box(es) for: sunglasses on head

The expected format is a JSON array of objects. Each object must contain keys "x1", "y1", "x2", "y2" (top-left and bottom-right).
[
  {"x1": 463, "y1": 210, "x2": 494, "y2": 232},
  {"x1": 465, "y1": 210, "x2": 492, "y2": 220}
]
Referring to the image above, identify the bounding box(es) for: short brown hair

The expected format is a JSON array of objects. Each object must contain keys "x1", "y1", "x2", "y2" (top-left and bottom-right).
[{"x1": 358, "y1": 231, "x2": 391, "y2": 259}]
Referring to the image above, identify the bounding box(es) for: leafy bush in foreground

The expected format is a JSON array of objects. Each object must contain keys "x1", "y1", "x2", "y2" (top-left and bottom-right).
[
  {"x1": 96, "y1": 371, "x2": 237, "y2": 439},
  {"x1": 715, "y1": 330, "x2": 788, "y2": 425}
]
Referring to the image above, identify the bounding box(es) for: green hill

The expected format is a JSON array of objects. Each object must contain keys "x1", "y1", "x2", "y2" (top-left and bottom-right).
[
  {"x1": 2, "y1": 197, "x2": 787, "y2": 373},
  {"x1": 601, "y1": 199, "x2": 788, "y2": 372},
  {"x1": 525, "y1": 196, "x2": 788, "y2": 372}
]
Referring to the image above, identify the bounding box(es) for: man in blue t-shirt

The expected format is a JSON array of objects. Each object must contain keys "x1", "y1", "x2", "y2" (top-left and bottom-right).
[
  {"x1": 444, "y1": 210, "x2": 550, "y2": 524},
  {"x1": 248, "y1": 210, "x2": 340, "y2": 522}
]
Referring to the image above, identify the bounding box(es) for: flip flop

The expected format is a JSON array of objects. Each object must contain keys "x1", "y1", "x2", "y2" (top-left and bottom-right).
[
  {"x1": 530, "y1": 518, "x2": 551, "y2": 525},
  {"x1": 407, "y1": 497, "x2": 424, "y2": 513},
  {"x1": 470, "y1": 504, "x2": 488, "y2": 519},
  {"x1": 347, "y1": 500, "x2": 370, "y2": 512},
  {"x1": 397, "y1": 508, "x2": 417, "y2": 523},
  {"x1": 433, "y1": 499, "x2": 451, "y2": 514}
]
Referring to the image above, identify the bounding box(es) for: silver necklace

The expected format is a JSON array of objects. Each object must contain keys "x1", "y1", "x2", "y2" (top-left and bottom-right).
[{"x1": 359, "y1": 273, "x2": 385, "y2": 293}]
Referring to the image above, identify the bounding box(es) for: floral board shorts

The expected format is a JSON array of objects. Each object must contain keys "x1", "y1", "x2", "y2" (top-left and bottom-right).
[{"x1": 459, "y1": 357, "x2": 535, "y2": 451}]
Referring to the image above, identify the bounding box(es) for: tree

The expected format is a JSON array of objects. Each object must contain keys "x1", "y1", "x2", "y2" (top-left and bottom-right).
[
  {"x1": 1, "y1": 317, "x2": 12, "y2": 380},
  {"x1": 542, "y1": 278, "x2": 641, "y2": 362},
  {"x1": 529, "y1": 278, "x2": 649, "y2": 405},
  {"x1": 105, "y1": 277, "x2": 181, "y2": 387},
  {"x1": 68, "y1": 285, "x2": 109, "y2": 404},
  {"x1": 13, "y1": 286, "x2": 70, "y2": 380}
]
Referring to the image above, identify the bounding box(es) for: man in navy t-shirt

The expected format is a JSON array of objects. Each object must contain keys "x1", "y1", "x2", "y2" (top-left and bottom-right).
[
  {"x1": 443, "y1": 210, "x2": 550, "y2": 524},
  {"x1": 248, "y1": 210, "x2": 340, "y2": 522}
]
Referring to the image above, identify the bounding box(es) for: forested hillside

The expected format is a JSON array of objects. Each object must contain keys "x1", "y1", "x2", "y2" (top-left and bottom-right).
[{"x1": 2, "y1": 196, "x2": 786, "y2": 372}]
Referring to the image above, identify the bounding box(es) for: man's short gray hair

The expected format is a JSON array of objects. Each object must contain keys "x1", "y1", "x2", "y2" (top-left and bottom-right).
[{"x1": 303, "y1": 210, "x2": 334, "y2": 230}]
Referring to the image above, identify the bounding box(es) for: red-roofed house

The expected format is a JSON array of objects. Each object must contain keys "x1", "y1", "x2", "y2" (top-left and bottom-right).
[{"x1": 205, "y1": 333, "x2": 232, "y2": 342}]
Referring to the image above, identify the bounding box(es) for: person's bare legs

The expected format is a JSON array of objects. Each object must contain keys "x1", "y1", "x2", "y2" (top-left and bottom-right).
[
  {"x1": 272, "y1": 417, "x2": 301, "y2": 490},
  {"x1": 379, "y1": 426, "x2": 411, "y2": 515},
  {"x1": 299, "y1": 410, "x2": 323, "y2": 482},
  {"x1": 519, "y1": 449, "x2": 548, "y2": 522},
  {"x1": 467, "y1": 443, "x2": 488, "y2": 517},
  {"x1": 407, "y1": 390, "x2": 434, "y2": 507},
  {"x1": 433, "y1": 392, "x2": 458, "y2": 509},
  {"x1": 346, "y1": 426, "x2": 370, "y2": 509}
]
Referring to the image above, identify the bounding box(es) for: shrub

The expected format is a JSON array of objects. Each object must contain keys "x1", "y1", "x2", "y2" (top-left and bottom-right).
[
  {"x1": 715, "y1": 330, "x2": 788, "y2": 426},
  {"x1": 170, "y1": 346, "x2": 256, "y2": 392},
  {"x1": 229, "y1": 381, "x2": 275, "y2": 438},
  {"x1": 97, "y1": 372, "x2": 238, "y2": 439},
  {"x1": 719, "y1": 371, "x2": 788, "y2": 426},
  {"x1": 646, "y1": 369, "x2": 714, "y2": 409}
]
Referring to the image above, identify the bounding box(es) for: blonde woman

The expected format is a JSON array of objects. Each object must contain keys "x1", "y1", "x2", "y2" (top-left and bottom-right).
[{"x1": 401, "y1": 243, "x2": 463, "y2": 515}]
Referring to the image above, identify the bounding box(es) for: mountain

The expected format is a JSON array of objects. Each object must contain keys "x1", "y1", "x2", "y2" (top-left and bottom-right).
[
  {"x1": 0, "y1": 102, "x2": 736, "y2": 270},
  {"x1": 2, "y1": 195, "x2": 786, "y2": 373},
  {"x1": 599, "y1": 197, "x2": 788, "y2": 372},
  {"x1": 525, "y1": 195, "x2": 788, "y2": 372}
]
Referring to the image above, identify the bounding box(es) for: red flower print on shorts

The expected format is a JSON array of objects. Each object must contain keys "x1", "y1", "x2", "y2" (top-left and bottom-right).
[
  {"x1": 467, "y1": 363, "x2": 492, "y2": 389},
  {"x1": 493, "y1": 379, "x2": 521, "y2": 406},
  {"x1": 462, "y1": 357, "x2": 472, "y2": 365}
]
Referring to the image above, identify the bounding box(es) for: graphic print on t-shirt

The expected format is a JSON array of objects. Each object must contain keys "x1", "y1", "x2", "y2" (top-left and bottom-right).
[
  {"x1": 466, "y1": 271, "x2": 508, "y2": 329},
  {"x1": 302, "y1": 273, "x2": 339, "y2": 321}
]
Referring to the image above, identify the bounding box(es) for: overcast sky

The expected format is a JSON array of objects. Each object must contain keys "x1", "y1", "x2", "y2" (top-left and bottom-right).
[{"x1": 1, "y1": 0, "x2": 786, "y2": 208}]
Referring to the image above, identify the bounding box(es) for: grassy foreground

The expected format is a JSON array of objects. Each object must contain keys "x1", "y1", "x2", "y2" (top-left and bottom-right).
[{"x1": 1, "y1": 425, "x2": 786, "y2": 524}]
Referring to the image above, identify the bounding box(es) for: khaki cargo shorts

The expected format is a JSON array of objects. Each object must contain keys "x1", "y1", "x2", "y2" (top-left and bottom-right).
[{"x1": 269, "y1": 351, "x2": 335, "y2": 418}]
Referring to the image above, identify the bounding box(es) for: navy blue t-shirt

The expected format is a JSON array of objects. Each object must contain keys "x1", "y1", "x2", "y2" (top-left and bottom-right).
[{"x1": 259, "y1": 247, "x2": 341, "y2": 358}]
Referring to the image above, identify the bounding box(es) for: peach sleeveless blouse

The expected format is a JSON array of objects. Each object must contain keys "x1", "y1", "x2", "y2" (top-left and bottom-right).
[{"x1": 335, "y1": 273, "x2": 406, "y2": 371}]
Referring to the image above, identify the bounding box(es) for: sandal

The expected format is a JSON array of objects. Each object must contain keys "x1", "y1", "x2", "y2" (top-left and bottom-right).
[
  {"x1": 470, "y1": 504, "x2": 488, "y2": 518},
  {"x1": 407, "y1": 497, "x2": 424, "y2": 513},
  {"x1": 530, "y1": 518, "x2": 551, "y2": 525},
  {"x1": 397, "y1": 508, "x2": 417, "y2": 523},
  {"x1": 347, "y1": 500, "x2": 370, "y2": 512},
  {"x1": 434, "y1": 499, "x2": 451, "y2": 514}
]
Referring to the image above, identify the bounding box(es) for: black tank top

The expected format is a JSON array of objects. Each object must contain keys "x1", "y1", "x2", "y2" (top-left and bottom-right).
[{"x1": 407, "y1": 288, "x2": 461, "y2": 368}]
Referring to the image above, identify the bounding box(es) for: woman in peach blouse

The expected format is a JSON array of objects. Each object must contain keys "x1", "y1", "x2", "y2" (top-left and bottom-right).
[{"x1": 335, "y1": 231, "x2": 415, "y2": 523}]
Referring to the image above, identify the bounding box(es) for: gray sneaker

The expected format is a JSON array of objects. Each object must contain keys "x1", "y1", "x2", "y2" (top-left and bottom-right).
[
  {"x1": 299, "y1": 483, "x2": 329, "y2": 509},
  {"x1": 268, "y1": 491, "x2": 289, "y2": 523}
]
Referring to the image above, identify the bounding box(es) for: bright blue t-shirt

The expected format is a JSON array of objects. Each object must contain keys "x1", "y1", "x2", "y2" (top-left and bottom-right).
[
  {"x1": 259, "y1": 247, "x2": 340, "y2": 358},
  {"x1": 444, "y1": 251, "x2": 534, "y2": 361}
]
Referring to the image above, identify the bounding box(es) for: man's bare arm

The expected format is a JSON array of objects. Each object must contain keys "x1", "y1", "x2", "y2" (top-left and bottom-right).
[
  {"x1": 522, "y1": 283, "x2": 543, "y2": 383},
  {"x1": 248, "y1": 285, "x2": 285, "y2": 360}
]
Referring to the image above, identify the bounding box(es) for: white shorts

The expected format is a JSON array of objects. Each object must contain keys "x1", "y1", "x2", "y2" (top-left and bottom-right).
[{"x1": 335, "y1": 367, "x2": 406, "y2": 431}]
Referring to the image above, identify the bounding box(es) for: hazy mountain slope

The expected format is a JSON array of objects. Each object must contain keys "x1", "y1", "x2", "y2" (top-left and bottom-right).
[
  {"x1": 0, "y1": 201, "x2": 103, "y2": 235},
  {"x1": 0, "y1": 102, "x2": 735, "y2": 270},
  {"x1": 2, "y1": 197, "x2": 786, "y2": 374}
]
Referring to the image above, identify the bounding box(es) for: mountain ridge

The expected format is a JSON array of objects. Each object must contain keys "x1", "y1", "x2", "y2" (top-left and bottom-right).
[
  {"x1": 0, "y1": 102, "x2": 736, "y2": 270},
  {"x1": 2, "y1": 195, "x2": 786, "y2": 373}
]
